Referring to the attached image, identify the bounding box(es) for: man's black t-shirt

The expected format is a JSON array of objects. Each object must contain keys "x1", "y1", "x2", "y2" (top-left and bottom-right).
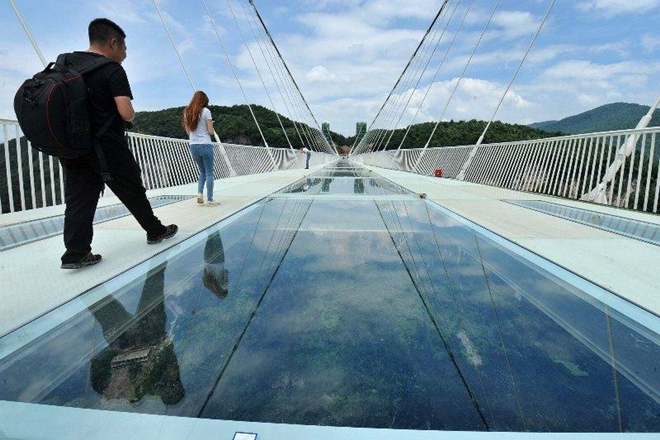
[{"x1": 72, "y1": 51, "x2": 133, "y2": 148}]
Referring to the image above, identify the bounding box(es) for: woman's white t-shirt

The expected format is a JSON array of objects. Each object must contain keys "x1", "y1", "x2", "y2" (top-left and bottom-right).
[{"x1": 188, "y1": 107, "x2": 213, "y2": 145}]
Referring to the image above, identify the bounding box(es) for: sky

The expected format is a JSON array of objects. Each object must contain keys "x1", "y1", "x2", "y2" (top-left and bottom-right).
[{"x1": 2, "y1": 0, "x2": 660, "y2": 138}]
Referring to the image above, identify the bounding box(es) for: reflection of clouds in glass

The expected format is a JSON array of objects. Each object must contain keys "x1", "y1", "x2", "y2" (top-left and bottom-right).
[
  {"x1": 458, "y1": 330, "x2": 483, "y2": 367},
  {"x1": 171, "y1": 277, "x2": 197, "y2": 298},
  {"x1": 303, "y1": 230, "x2": 401, "y2": 271}
]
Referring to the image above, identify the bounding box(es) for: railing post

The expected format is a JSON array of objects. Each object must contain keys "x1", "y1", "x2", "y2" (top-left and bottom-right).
[
  {"x1": 213, "y1": 133, "x2": 237, "y2": 177},
  {"x1": 456, "y1": 144, "x2": 480, "y2": 181},
  {"x1": 582, "y1": 95, "x2": 660, "y2": 204}
]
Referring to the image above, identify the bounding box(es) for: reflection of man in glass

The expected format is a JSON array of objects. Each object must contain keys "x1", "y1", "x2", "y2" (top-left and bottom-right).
[
  {"x1": 89, "y1": 262, "x2": 185, "y2": 405},
  {"x1": 203, "y1": 231, "x2": 229, "y2": 298},
  {"x1": 321, "y1": 177, "x2": 332, "y2": 193},
  {"x1": 354, "y1": 178, "x2": 365, "y2": 194}
]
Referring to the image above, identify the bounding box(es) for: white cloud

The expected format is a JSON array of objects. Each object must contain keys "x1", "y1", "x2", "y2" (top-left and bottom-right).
[
  {"x1": 491, "y1": 11, "x2": 540, "y2": 39},
  {"x1": 95, "y1": 0, "x2": 147, "y2": 24},
  {"x1": 575, "y1": 0, "x2": 660, "y2": 16},
  {"x1": 642, "y1": 34, "x2": 660, "y2": 53},
  {"x1": 1, "y1": 1, "x2": 659, "y2": 136},
  {"x1": 360, "y1": 0, "x2": 442, "y2": 23},
  {"x1": 540, "y1": 60, "x2": 656, "y2": 82},
  {"x1": 306, "y1": 65, "x2": 339, "y2": 82}
]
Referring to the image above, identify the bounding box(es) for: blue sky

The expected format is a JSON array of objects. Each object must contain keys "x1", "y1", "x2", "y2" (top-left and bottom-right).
[{"x1": 2, "y1": 0, "x2": 660, "y2": 138}]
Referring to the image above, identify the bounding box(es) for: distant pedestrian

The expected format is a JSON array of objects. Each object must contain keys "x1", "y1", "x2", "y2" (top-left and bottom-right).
[
  {"x1": 60, "y1": 18, "x2": 178, "y2": 270},
  {"x1": 183, "y1": 91, "x2": 219, "y2": 206},
  {"x1": 300, "y1": 146, "x2": 311, "y2": 169}
]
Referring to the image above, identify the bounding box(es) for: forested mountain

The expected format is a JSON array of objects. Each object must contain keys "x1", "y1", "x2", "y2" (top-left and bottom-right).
[
  {"x1": 131, "y1": 104, "x2": 562, "y2": 150},
  {"x1": 529, "y1": 102, "x2": 660, "y2": 134},
  {"x1": 362, "y1": 120, "x2": 561, "y2": 150},
  {"x1": 131, "y1": 104, "x2": 351, "y2": 149}
]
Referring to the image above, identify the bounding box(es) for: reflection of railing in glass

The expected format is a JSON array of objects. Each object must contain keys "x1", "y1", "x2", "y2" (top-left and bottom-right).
[
  {"x1": 375, "y1": 198, "x2": 660, "y2": 431},
  {"x1": 195, "y1": 198, "x2": 313, "y2": 417},
  {"x1": 375, "y1": 199, "x2": 492, "y2": 430}
]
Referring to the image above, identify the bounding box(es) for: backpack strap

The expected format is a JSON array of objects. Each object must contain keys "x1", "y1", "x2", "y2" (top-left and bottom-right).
[
  {"x1": 92, "y1": 117, "x2": 115, "y2": 183},
  {"x1": 57, "y1": 52, "x2": 117, "y2": 75},
  {"x1": 76, "y1": 56, "x2": 117, "y2": 76},
  {"x1": 56, "y1": 52, "x2": 119, "y2": 182}
]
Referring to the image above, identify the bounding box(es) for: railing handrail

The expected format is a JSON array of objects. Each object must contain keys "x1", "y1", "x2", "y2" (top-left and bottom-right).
[
  {"x1": 3, "y1": 116, "x2": 656, "y2": 151},
  {"x1": 356, "y1": 126, "x2": 660, "y2": 152},
  {"x1": 358, "y1": 126, "x2": 660, "y2": 214},
  {"x1": 4, "y1": 115, "x2": 660, "y2": 215},
  {"x1": 1, "y1": 119, "x2": 334, "y2": 215}
]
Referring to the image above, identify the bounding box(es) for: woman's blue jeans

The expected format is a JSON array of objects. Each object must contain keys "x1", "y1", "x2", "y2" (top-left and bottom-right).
[{"x1": 190, "y1": 144, "x2": 215, "y2": 201}]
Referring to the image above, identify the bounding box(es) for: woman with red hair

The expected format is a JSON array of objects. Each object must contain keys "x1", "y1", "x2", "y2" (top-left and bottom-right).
[{"x1": 183, "y1": 91, "x2": 218, "y2": 205}]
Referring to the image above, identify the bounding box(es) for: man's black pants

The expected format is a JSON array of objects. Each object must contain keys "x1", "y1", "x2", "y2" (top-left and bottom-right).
[{"x1": 60, "y1": 146, "x2": 166, "y2": 264}]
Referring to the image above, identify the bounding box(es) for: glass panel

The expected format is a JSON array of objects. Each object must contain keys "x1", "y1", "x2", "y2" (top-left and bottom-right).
[
  {"x1": 278, "y1": 177, "x2": 412, "y2": 196},
  {"x1": 0, "y1": 195, "x2": 192, "y2": 251},
  {"x1": 312, "y1": 169, "x2": 376, "y2": 178},
  {"x1": 1, "y1": 179, "x2": 659, "y2": 432},
  {"x1": 507, "y1": 199, "x2": 660, "y2": 246}
]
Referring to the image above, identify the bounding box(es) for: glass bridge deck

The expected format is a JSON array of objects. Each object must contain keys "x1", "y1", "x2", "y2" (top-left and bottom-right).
[
  {"x1": 0, "y1": 195, "x2": 192, "y2": 251},
  {"x1": 1, "y1": 162, "x2": 659, "y2": 434}
]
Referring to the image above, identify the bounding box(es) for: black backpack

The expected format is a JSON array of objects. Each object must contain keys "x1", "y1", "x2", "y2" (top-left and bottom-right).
[{"x1": 13, "y1": 53, "x2": 116, "y2": 180}]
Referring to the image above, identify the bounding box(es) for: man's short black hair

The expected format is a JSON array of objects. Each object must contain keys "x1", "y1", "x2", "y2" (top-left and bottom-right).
[{"x1": 88, "y1": 18, "x2": 126, "y2": 45}]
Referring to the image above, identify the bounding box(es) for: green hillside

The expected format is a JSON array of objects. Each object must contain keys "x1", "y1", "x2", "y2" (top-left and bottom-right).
[
  {"x1": 131, "y1": 104, "x2": 351, "y2": 149},
  {"x1": 529, "y1": 102, "x2": 660, "y2": 134},
  {"x1": 363, "y1": 120, "x2": 561, "y2": 150},
  {"x1": 131, "y1": 105, "x2": 561, "y2": 149}
]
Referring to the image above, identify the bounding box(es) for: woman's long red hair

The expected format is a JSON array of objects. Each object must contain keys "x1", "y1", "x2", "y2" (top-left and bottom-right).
[{"x1": 182, "y1": 91, "x2": 209, "y2": 132}]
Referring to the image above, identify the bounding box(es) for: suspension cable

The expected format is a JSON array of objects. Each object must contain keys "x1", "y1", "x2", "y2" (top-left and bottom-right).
[
  {"x1": 378, "y1": 0, "x2": 452, "y2": 152},
  {"x1": 419, "y1": 0, "x2": 494, "y2": 162},
  {"x1": 153, "y1": 0, "x2": 239, "y2": 172},
  {"x1": 477, "y1": 0, "x2": 557, "y2": 147},
  {"x1": 202, "y1": 0, "x2": 273, "y2": 155},
  {"x1": 375, "y1": 5, "x2": 453, "y2": 153},
  {"x1": 238, "y1": 0, "x2": 310, "y2": 149},
  {"x1": 247, "y1": 0, "x2": 333, "y2": 153},
  {"x1": 8, "y1": 0, "x2": 47, "y2": 67},
  {"x1": 226, "y1": 0, "x2": 287, "y2": 149},
  {"x1": 240, "y1": 0, "x2": 308, "y2": 149},
  {"x1": 397, "y1": 0, "x2": 462, "y2": 150},
  {"x1": 367, "y1": 11, "x2": 445, "y2": 155},
  {"x1": 152, "y1": 0, "x2": 196, "y2": 91},
  {"x1": 353, "y1": 2, "x2": 449, "y2": 155},
  {"x1": 239, "y1": 0, "x2": 313, "y2": 149},
  {"x1": 456, "y1": 0, "x2": 556, "y2": 180}
]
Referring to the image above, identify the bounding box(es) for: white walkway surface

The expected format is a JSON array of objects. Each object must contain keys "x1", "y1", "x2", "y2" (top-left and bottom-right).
[
  {"x1": 2, "y1": 164, "x2": 660, "y2": 338},
  {"x1": 1, "y1": 163, "x2": 659, "y2": 440}
]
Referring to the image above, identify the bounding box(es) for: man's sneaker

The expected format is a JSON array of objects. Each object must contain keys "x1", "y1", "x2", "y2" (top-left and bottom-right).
[
  {"x1": 205, "y1": 200, "x2": 220, "y2": 206},
  {"x1": 61, "y1": 252, "x2": 102, "y2": 270},
  {"x1": 196, "y1": 194, "x2": 204, "y2": 204},
  {"x1": 147, "y1": 224, "x2": 178, "y2": 244}
]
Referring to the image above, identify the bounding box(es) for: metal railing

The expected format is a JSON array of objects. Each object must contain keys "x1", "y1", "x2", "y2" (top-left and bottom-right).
[
  {"x1": 6, "y1": 116, "x2": 658, "y2": 216},
  {"x1": 357, "y1": 126, "x2": 660, "y2": 214},
  {"x1": 1, "y1": 119, "x2": 333, "y2": 214}
]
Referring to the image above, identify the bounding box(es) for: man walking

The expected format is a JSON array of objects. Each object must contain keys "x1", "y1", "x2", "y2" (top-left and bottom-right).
[
  {"x1": 300, "y1": 146, "x2": 311, "y2": 169},
  {"x1": 59, "y1": 18, "x2": 177, "y2": 269}
]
